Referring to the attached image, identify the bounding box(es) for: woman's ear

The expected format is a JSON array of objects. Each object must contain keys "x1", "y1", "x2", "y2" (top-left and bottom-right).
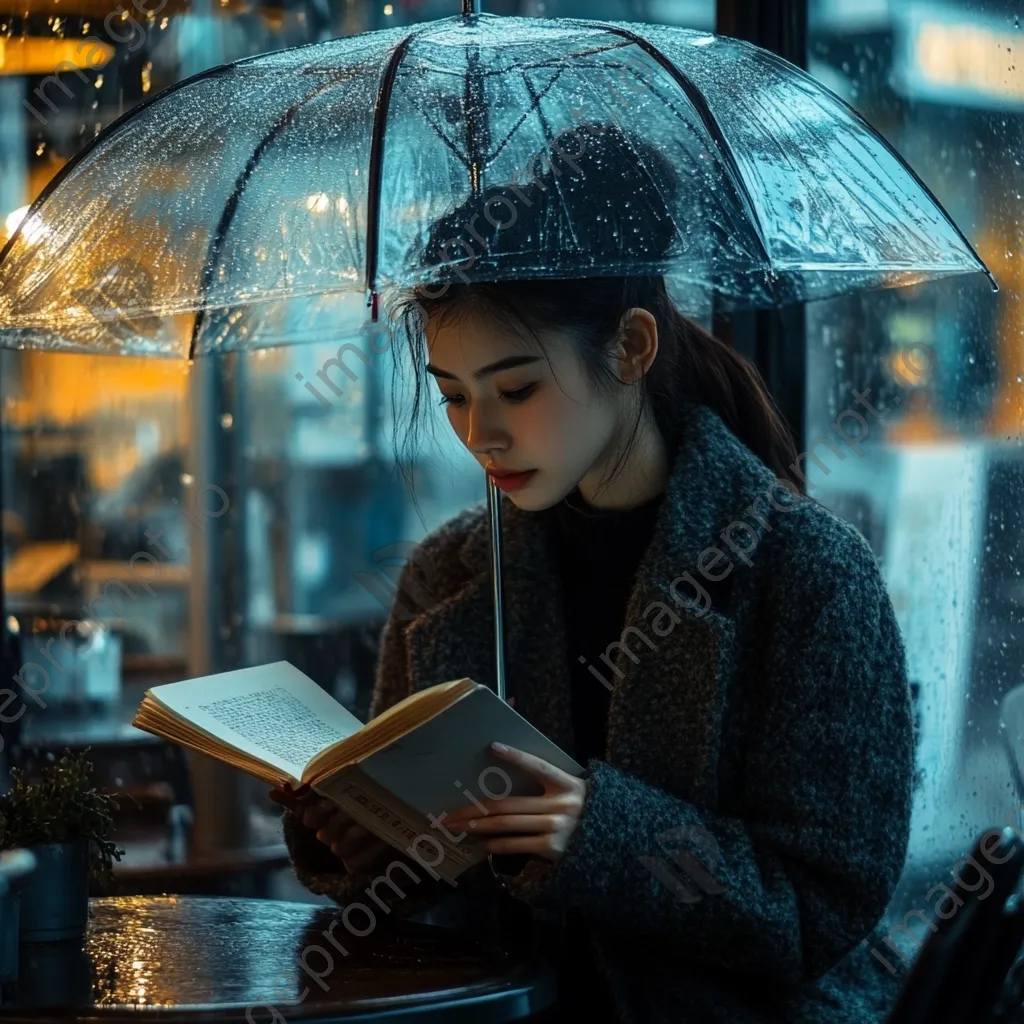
[{"x1": 616, "y1": 307, "x2": 659, "y2": 383}]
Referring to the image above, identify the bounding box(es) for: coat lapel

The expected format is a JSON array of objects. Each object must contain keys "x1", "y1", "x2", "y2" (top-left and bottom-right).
[
  {"x1": 405, "y1": 505, "x2": 578, "y2": 757},
  {"x1": 404, "y1": 401, "x2": 788, "y2": 809}
]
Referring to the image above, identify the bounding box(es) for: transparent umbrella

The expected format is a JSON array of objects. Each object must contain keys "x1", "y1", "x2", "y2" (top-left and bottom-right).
[{"x1": 0, "y1": 0, "x2": 997, "y2": 710}]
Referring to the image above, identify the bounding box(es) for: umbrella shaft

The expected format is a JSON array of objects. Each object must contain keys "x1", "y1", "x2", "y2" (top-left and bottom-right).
[
  {"x1": 462, "y1": 0, "x2": 481, "y2": 15},
  {"x1": 487, "y1": 477, "x2": 506, "y2": 702}
]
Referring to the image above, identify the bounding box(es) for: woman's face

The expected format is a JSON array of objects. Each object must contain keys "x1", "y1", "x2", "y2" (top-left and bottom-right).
[{"x1": 425, "y1": 306, "x2": 626, "y2": 511}]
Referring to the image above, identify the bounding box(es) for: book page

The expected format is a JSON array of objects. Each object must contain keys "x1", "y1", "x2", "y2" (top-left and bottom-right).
[{"x1": 144, "y1": 662, "x2": 364, "y2": 780}]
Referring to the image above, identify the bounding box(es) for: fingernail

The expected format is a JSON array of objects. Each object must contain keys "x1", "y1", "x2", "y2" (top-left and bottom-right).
[{"x1": 491, "y1": 741, "x2": 508, "y2": 753}]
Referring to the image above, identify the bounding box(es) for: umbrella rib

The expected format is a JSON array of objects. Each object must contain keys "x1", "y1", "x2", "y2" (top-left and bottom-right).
[
  {"x1": 0, "y1": 63, "x2": 240, "y2": 273},
  {"x1": 365, "y1": 29, "x2": 430, "y2": 297},
  {"x1": 189, "y1": 29, "x2": 430, "y2": 359},
  {"x1": 478, "y1": 39, "x2": 636, "y2": 78},
  {"x1": 585, "y1": 23, "x2": 774, "y2": 273},
  {"x1": 187, "y1": 69, "x2": 355, "y2": 361},
  {"x1": 413, "y1": 66, "x2": 569, "y2": 175},
  {"x1": 576, "y1": 75, "x2": 685, "y2": 260},
  {"x1": 487, "y1": 66, "x2": 569, "y2": 166},
  {"x1": 519, "y1": 72, "x2": 555, "y2": 149},
  {"x1": 760, "y1": 49, "x2": 995, "y2": 291},
  {"x1": 400, "y1": 40, "x2": 633, "y2": 87},
  {"x1": 421, "y1": 116, "x2": 475, "y2": 168},
  {"x1": 600, "y1": 59, "x2": 690, "y2": 117},
  {"x1": 464, "y1": 42, "x2": 491, "y2": 199}
]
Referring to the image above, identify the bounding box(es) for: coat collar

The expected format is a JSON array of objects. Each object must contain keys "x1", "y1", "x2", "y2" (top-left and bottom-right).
[{"x1": 404, "y1": 400, "x2": 795, "y2": 797}]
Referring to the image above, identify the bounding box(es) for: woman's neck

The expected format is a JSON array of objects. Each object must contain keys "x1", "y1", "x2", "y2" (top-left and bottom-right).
[{"x1": 577, "y1": 409, "x2": 671, "y2": 510}]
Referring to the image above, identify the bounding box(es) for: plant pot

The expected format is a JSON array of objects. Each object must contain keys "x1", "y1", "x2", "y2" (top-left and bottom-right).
[
  {"x1": 18, "y1": 840, "x2": 89, "y2": 942},
  {"x1": 16, "y1": 938, "x2": 92, "y2": 1006},
  {"x1": 0, "y1": 850, "x2": 38, "y2": 983}
]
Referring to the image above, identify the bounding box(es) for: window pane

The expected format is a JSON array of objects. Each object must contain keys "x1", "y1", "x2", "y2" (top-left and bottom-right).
[
  {"x1": 0, "y1": 0, "x2": 718, "y2": 892},
  {"x1": 806, "y1": 0, "x2": 1024, "y2": 974},
  {"x1": 1, "y1": 0, "x2": 714, "y2": 695}
]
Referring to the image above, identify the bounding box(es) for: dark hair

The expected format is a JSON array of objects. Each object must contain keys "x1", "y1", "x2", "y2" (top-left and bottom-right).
[{"x1": 383, "y1": 121, "x2": 802, "y2": 512}]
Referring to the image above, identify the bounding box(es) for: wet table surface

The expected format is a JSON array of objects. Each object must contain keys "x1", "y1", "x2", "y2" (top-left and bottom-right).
[{"x1": 0, "y1": 896, "x2": 556, "y2": 1022}]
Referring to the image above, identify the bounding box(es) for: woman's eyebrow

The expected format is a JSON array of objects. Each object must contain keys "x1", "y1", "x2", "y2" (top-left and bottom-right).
[{"x1": 425, "y1": 355, "x2": 542, "y2": 382}]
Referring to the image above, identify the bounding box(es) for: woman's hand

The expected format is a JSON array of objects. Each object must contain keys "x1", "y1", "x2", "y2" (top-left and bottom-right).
[
  {"x1": 443, "y1": 742, "x2": 589, "y2": 864},
  {"x1": 269, "y1": 783, "x2": 392, "y2": 873}
]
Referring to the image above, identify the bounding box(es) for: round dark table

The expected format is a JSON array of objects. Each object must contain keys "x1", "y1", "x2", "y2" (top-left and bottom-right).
[{"x1": 0, "y1": 896, "x2": 556, "y2": 1022}]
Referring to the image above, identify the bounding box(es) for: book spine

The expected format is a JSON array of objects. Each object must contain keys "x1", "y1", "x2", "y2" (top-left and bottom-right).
[{"x1": 317, "y1": 767, "x2": 485, "y2": 885}]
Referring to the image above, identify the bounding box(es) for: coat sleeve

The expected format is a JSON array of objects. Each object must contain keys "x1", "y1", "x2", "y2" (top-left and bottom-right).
[
  {"x1": 492, "y1": 532, "x2": 916, "y2": 987},
  {"x1": 282, "y1": 555, "x2": 454, "y2": 917}
]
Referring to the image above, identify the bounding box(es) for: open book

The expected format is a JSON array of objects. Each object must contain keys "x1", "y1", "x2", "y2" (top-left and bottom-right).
[{"x1": 132, "y1": 661, "x2": 584, "y2": 884}]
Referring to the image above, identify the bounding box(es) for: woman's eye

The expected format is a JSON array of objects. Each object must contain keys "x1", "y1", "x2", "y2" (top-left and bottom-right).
[
  {"x1": 501, "y1": 384, "x2": 536, "y2": 403},
  {"x1": 437, "y1": 384, "x2": 535, "y2": 407}
]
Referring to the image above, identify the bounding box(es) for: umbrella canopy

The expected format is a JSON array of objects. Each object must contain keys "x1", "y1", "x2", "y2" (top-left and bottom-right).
[
  {"x1": 0, "y1": 5, "x2": 999, "y2": 723},
  {"x1": 0, "y1": 10, "x2": 995, "y2": 360}
]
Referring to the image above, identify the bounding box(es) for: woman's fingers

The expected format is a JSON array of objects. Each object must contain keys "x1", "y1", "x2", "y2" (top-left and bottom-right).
[
  {"x1": 477, "y1": 834, "x2": 553, "y2": 857},
  {"x1": 489, "y1": 743, "x2": 576, "y2": 790},
  {"x1": 338, "y1": 836, "x2": 392, "y2": 872},
  {"x1": 296, "y1": 803, "x2": 398, "y2": 873},
  {"x1": 316, "y1": 810, "x2": 351, "y2": 844},
  {"x1": 446, "y1": 794, "x2": 571, "y2": 824},
  {"x1": 274, "y1": 782, "x2": 313, "y2": 804},
  {"x1": 322, "y1": 819, "x2": 368, "y2": 853},
  {"x1": 449, "y1": 813, "x2": 562, "y2": 835},
  {"x1": 301, "y1": 798, "x2": 338, "y2": 832},
  {"x1": 300, "y1": 801, "x2": 396, "y2": 873}
]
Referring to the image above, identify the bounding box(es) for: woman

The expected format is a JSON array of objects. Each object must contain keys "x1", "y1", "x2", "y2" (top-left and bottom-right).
[{"x1": 271, "y1": 123, "x2": 916, "y2": 1023}]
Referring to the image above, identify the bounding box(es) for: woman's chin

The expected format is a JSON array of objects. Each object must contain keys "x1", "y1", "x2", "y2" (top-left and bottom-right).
[
  {"x1": 503, "y1": 490, "x2": 543, "y2": 511},
  {"x1": 497, "y1": 475, "x2": 553, "y2": 512}
]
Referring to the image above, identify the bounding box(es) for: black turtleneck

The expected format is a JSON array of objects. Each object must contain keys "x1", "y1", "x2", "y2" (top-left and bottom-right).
[
  {"x1": 544, "y1": 486, "x2": 666, "y2": 765},
  {"x1": 532, "y1": 486, "x2": 666, "y2": 1021}
]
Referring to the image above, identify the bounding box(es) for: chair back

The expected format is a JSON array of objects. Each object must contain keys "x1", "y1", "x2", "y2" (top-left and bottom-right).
[
  {"x1": 886, "y1": 827, "x2": 1024, "y2": 1024},
  {"x1": 1000, "y1": 685, "x2": 1024, "y2": 803}
]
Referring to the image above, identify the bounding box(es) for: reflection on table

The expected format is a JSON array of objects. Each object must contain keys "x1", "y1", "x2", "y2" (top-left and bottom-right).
[{"x1": 0, "y1": 896, "x2": 556, "y2": 1023}]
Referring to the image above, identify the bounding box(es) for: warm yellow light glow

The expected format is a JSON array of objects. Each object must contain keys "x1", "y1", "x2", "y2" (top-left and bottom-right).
[
  {"x1": 887, "y1": 347, "x2": 935, "y2": 389},
  {"x1": 305, "y1": 192, "x2": 331, "y2": 213},
  {"x1": 916, "y1": 21, "x2": 1024, "y2": 103},
  {"x1": 4, "y1": 205, "x2": 28, "y2": 237},
  {"x1": 383, "y1": 4, "x2": 393, "y2": 14},
  {"x1": 0, "y1": 35, "x2": 114, "y2": 74}
]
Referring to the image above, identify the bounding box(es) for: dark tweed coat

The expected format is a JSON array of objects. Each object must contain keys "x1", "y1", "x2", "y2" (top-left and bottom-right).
[{"x1": 283, "y1": 400, "x2": 916, "y2": 1024}]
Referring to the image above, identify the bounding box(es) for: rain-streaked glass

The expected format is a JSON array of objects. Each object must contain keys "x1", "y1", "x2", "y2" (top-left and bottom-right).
[
  {"x1": 804, "y1": 0, "x2": 1023, "y2": 975},
  {"x1": 1, "y1": 0, "x2": 1008, "y2": 914},
  {"x1": 0, "y1": 0, "x2": 724, "y2": 899},
  {"x1": 0, "y1": 13, "x2": 991, "y2": 358}
]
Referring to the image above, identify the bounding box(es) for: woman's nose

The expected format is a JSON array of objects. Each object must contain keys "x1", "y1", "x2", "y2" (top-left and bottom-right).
[{"x1": 466, "y1": 409, "x2": 509, "y2": 454}]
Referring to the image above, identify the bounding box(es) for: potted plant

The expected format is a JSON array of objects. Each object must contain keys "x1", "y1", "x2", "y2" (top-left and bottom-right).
[
  {"x1": 0, "y1": 748, "x2": 126, "y2": 941},
  {"x1": 0, "y1": 843, "x2": 36, "y2": 983}
]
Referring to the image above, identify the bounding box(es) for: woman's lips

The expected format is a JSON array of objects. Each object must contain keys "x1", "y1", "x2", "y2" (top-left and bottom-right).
[{"x1": 488, "y1": 469, "x2": 537, "y2": 491}]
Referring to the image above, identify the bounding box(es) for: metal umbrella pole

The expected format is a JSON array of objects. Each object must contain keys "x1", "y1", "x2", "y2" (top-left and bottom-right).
[
  {"x1": 487, "y1": 477, "x2": 506, "y2": 702},
  {"x1": 457, "y1": 0, "x2": 525, "y2": 890},
  {"x1": 462, "y1": 0, "x2": 506, "y2": 705}
]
